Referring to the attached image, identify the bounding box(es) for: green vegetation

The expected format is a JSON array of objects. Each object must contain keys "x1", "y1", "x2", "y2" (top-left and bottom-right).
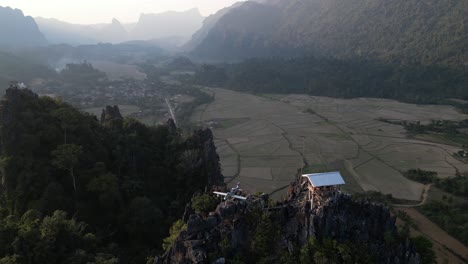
[
  {"x1": 351, "y1": 191, "x2": 394, "y2": 206},
  {"x1": 251, "y1": 214, "x2": 279, "y2": 262},
  {"x1": 0, "y1": 210, "x2": 119, "y2": 263},
  {"x1": 404, "y1": 169, "x2": 438, "y2": 185},
  {"x1": 380, "y1": 118, "x2": 468, "y2": 147},
  {"x1": 299, "y1": 237, "x2": 375, "y2": 264},
  {"x1": 385, "y1": 119, "x2": 468, "y2": 137},
  {"x1": 191, "y1": 194, "x2": 218, "y2": 215},
  {"x1": 194, "y1": 57, "x2": 468, "y2": 104},
  {"x1": 59, "y1": 62, "x2": 107, "y2": 86},
  {"x1": 193, "y1": 0, "x2": 466, "y2": 66},
  {"x1": 395, "y1": 210, "x2": 418, "y2": 230},
  {"x1": 403, "y1": 169, "x2": 468, "y2": 246},
  {"x1": 411, "y1": 236, "x2": 436, "y2": 264},
  {"x1": 162, "y1": 220, "x2": 187, "y2": 252},
  {"x1": 194, "y1": 65, "x2": 227, "y2": 87},
  {"x1": 420, "y1": 198, "x2": 468, "y2": 246},
  {"x1": 404, "y1": 169, "x2": 468, "y2": 198},
  {"x1": 0, "y1": 87, "x2": 222, "y2": 263}
]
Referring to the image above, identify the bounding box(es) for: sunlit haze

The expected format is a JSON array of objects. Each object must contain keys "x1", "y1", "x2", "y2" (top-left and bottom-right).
[{"x1": 0, "y1": 0, "x2": 245, "y2": 24}]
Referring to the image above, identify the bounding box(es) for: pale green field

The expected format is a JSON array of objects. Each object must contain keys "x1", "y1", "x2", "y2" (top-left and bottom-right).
[{"x1": 192, "y1": 88, "x2": 468, "y2": 201}]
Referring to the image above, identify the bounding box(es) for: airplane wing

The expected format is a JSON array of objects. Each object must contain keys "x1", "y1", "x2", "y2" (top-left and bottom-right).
[
  {"x1": 213, "y1": 191, "x2": 228, "y2": 196},
  {"x1": 232, "y1": 195, "x2": 247, "y2": 200}
]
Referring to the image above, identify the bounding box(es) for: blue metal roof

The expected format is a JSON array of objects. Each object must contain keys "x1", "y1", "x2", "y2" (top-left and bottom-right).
[{"x1": 302, "y1": 171, "x2": 345, "y2": 187}]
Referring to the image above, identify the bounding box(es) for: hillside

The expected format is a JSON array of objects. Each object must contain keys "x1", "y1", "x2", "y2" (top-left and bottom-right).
[
  {"x1": 0, "y1": 6, "x2": 48, "y2": 49},
  {"x1": 0, "y1": 87, "x2": 222, "y2": 263},
  {"x1": 190, "y1": 0, "x2": 468, "y2": 65}
]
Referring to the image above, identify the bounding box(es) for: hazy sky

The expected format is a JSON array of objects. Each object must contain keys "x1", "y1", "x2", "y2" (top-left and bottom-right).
[{"x1": 0, "y1": 0, "x2": 244, "y2": 24}]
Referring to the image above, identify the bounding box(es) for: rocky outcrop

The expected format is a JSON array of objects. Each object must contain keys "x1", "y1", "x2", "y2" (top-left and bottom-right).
[
  {"x1": 156, "y1": 178, "x2": 421, "y2": 264},
  {"x1": 100, "y1": 105, "x2": 123, "y2": 126},
  {"x1": 167, "y1": 118, "x2": 178, "y2": 136},
  {"x1": 183, "y1": 129, "x2": 223, "y2": 186}
]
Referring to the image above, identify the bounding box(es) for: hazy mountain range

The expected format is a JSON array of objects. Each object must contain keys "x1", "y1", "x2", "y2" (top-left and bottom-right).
[
  {"x1": 34, "y1": 8, "x2": 204, "y2": 46},
  {"x1": 187, "y1": 0, "x2": 468, "y2": 65},
  {"x1": 1, "y1": 0, "x2": 466, "y2": 65},
  {"x1": 0, "y1": 6, "x2": 48, "y2": 49},
  {"x1": 130, "y1": 8, "x2": 204, "y2": 43}
]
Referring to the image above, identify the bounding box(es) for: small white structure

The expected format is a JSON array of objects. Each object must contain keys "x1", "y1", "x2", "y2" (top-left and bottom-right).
[{"x1": 302, "y1": 171, "x2": 345, "y2": 209}]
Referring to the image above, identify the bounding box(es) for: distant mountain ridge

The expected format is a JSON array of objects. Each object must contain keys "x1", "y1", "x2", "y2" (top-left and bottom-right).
[
  {"x1": 0, "y1": 6, "x2": 48, "y2": 49},
  {"x1": 35, "y1": 8, "x2": 204, "y2": 46},
  {"x1": 130, "y1": 8, "x2": 204, "y2": 42},
  {"x1": 189, "y1": 0, "x2": 468, "y2": 65},
  {"x1": 35, "y1": 17, "x2": 128, "y2": 45}
]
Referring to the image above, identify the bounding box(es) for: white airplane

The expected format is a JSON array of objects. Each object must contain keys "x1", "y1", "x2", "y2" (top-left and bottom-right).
[{"x1": 213, "y1": 182, "x2": 247, "y2": 200}]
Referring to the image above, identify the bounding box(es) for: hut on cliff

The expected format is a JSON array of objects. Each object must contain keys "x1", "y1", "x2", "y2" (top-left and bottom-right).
[{"x1": 302, "y1": 171, "x2": 345, "y2": 209}]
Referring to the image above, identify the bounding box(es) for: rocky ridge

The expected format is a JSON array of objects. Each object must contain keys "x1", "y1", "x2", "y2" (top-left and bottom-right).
[
  {"x1": 100, "y1": 105, "x2": 123, "y2": 126},
  {"x1": 156, "y1": 177, "x2": 421, "y2": 263}
]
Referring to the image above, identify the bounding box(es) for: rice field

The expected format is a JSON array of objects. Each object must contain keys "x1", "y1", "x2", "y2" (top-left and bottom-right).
[{"x1": 192, "y1": 88, "x2": 468, "y2": 201}]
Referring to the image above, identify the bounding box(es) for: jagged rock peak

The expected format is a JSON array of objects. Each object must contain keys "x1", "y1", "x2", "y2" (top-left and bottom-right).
[
  {"x1": 166, "y1": 118, "x2": 177, "y2": 135},
  {"x1": 100, "y1": 105, "x2": 123, "y2": 125}
]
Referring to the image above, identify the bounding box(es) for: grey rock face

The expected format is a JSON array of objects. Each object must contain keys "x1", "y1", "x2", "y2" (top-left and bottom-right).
[{"x1": 156, "y1": 178, "x2": 421, "y2": 264}]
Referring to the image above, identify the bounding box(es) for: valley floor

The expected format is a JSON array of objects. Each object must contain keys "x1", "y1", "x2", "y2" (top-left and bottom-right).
[{"x1": 192, "y1": 88, "x2": 468, "y2": 201}]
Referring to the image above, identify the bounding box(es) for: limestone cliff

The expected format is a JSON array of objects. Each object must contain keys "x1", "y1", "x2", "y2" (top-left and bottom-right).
[
  {"x1": 156, "y1": 178, "x2": 421, "y2": 264},
  {"x1": 100, "y1": 105, "x2": 123, "y2": 126}
]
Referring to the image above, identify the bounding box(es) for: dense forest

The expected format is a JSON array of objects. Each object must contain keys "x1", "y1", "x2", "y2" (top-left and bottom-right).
[
  {"x1": 0, "y1": 86, "x2": 222, "y2": 263},
  {"x1": 191, "y1": 0, "x2": 467, "y2": 65},
  {"x1": 194, "y1": 57, "x2": 468, "y2": 104}
]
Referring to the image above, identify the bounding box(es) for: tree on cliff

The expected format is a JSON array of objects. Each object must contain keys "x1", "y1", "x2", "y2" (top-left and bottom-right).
[{"x1": 52, "y1": 144, "x2": 82, "y2": 193}]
